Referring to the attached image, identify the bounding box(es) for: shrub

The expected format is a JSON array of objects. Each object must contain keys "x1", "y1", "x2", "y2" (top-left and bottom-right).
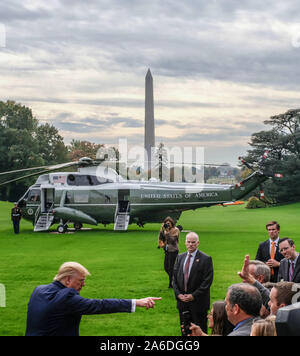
[{"x1": 246, "y1": 196, "x2": 266, "y2": 209}]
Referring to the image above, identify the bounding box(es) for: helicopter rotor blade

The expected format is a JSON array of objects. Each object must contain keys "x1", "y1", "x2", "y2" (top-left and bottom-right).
[
  {"x1": 0, "y1": 160, "x2": 82, "y2": 187},
  {"x1": 0, "y1": 165, "x2": 52, "y2": 176},
  {"x1": 259, "y1": 184, "x2": 266, "y2": 200},
  {"x1": 0, "y1": 169, "x2": 56, "y2": 187},
  {"x1": 274, "y1": 173, "x2": 283, "y2": 178}
]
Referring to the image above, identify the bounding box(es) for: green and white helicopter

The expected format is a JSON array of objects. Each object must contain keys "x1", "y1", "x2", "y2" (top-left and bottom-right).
[{"x1": 0, "y1": 153, "x2": 281, "y2": 233}]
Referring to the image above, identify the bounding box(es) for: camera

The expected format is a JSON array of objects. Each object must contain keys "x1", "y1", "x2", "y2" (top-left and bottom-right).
[
  {"x1": 276, "y1": 302, "x2": 300, "y2": 336},
  {"x1": 163, "y1": 223, "x2": 170, "y2": 229},
  {"x1": 182, "y1": 310, "x2": 192, "y2": 336}
]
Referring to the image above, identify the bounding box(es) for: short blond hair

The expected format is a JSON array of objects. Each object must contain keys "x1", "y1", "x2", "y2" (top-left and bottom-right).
[
  {"x1": 251, "y1": 316, "x2": 277, "y2": 336},
  {"x1": 54, "y1": 262, "x2": 91, "y2": 282}
]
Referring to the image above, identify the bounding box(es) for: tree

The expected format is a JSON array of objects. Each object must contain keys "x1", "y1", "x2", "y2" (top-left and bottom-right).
[
  {"x1": 68, "y1": 140, "x2": 104, "y2": 161},
  {"x1": 244, "y1": 108, "x2": 300, "y2": 203},
  {"x1": 36, "y1": 123, "x2": 68, "y2": 164},
  {"x1": 154, "y1": 143, "x2": 169, "y2": 181},
  {"x1": 0, "y1": 101, "x2": 68, "y2": 201},
  {"x1": 0, "y1": 101, "x2": 43, "y2": 201}
]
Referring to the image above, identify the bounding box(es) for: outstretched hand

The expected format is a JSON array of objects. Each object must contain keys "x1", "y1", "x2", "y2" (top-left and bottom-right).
[
  {"x1": 136, "y1": 297, "x2": 162, "y2": 309},
  {"x1": 238, "y1": 255, "x2": 256, "y2": 284},
  {"x1": 189, "y1": 322, "x2": 207, "y2": 336}
]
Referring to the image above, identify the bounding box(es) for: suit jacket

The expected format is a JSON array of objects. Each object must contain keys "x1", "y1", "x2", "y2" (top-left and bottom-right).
[
  {"x1": 255, "y1": 240, "x2": 284, "y2": 282},
  {"x1": 26, "y1": 281, "x2": 132, "y2": 336},
  {"x1": 278, "y1": 257, "x2": 300, "y2": 283},
  {"x1": 228, "y1": 317, "x2": 255, "y2": 336},
  {"x1": 11, "y1": 207, "x2": 22, "y2": 221},
  {"x1": 172, "y1": 250, "x2": 213, "y2": 314}
]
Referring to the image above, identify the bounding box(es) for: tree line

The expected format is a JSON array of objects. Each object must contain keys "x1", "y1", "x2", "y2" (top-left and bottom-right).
[
  {"x1": 0, "y1": 101, "x2": 104, "y2": 201},
  {"x1": 1, "y1": 100, "x2": 300, "y2": 204}
]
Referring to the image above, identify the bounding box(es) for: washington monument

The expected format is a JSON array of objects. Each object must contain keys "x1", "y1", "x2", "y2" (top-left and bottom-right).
[{"x1": 144, "y1": 69, "x2": 155, "y2": 172}]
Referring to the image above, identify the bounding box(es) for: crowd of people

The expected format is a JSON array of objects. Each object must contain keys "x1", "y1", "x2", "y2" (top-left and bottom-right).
[
  {"x1": 23, "y1": 217, "x2": 300, "y2": 336},
  {"x1": 158, "y1": 219, "x2": 300, "y2": 336}
]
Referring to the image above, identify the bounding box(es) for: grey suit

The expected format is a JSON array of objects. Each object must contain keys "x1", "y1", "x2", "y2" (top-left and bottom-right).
[
  {"x1": 228, "y1": 317, "x2": 255, "y2": 336},
  {"x1": 172, "y1": 250, "x2": 213, "y2": 333},
  {"x1": 278, "y1": 257, "x2": 300, "y2": 283}
]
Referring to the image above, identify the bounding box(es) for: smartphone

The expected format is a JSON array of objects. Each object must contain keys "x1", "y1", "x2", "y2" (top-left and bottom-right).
[{"x1": 182, "y1": 310, "x2": 192, "y2": 336}]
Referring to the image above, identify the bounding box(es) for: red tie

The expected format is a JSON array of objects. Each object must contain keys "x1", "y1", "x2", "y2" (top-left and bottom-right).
[{"x1": 184, "y1": 254, "x2": 192, "y2": 292}]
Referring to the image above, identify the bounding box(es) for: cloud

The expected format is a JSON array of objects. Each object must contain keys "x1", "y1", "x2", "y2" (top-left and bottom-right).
[
  {"x1": 51, "y1": 112, "x2": 144, "y2": 133},
  {"x1": 1, "y1": 1, "x2": 300, "y2": 165}
]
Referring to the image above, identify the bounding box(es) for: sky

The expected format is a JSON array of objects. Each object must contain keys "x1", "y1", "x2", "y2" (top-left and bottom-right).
[{"x1": 1, "y1": 1, "x2": 300, "y2": 166}]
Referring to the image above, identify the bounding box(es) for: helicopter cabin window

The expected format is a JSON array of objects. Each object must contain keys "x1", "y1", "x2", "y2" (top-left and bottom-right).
[
  {"x1": 74, "y1": 191, "x2": 89, "y2": 203},
  {"x1": 27, "y1": 189, "x2": 41, "y2": 202},
  {"x1": 67, "y1": 174, "x2": 112, "y2": 186}
]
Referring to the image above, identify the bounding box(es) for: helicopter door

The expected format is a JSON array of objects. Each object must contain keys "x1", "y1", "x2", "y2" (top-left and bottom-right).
[
  {"x1": 118, "y1": 189, "x2": 130, "y2": 212},
  {"x1": 115, "y1": 190, "x2": 130, "y2": 231},
  {"x1": 41, "y1": 188, "x2": 55, "y2": 213}
]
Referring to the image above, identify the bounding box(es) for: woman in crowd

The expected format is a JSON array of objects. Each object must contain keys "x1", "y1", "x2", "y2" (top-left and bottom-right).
[
  {"x1": 250, "y1": 316, "x2": 277, "y2": 336},
  {"x1": 158, "y1": 216, "x2": 180, "y2": 288},
  {"x1": 189, "y1": 301, "x2": 234, "y2": 336}
]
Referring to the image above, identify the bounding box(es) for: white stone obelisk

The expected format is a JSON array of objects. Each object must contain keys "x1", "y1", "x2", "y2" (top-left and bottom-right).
[{"x1": 144, "y1": 69, "x2": 155, "y2": 174}]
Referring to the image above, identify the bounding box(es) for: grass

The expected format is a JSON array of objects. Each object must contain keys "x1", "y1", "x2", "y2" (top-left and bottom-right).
[{"x1": 0, "y1": 200, "x2": 300, "y2": 336}]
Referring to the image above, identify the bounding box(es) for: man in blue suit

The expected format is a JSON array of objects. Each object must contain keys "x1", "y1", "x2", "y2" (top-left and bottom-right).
[{"x1": 25, "y1": 262, "x2": 161, "y2": 336}]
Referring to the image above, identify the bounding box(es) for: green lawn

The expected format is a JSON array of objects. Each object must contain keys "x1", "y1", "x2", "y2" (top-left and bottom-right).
[{"x1": 0, "y1": 200, "x2": 299, "y2": 336}]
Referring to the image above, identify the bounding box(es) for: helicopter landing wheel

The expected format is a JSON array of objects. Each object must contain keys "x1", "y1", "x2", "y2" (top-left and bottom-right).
[
  {"x1": 74, "y1": 222, "x2": 83, "y2": 231},
  {"x1": 57, "y1": 224, "x2": 68, "y2": 234},
  {"x1": 57, "y1": 224, "x2": 65, "y2": 234}
]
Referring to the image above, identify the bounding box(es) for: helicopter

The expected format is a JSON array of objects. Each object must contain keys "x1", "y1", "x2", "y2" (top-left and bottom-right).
[{"x1": 0, "y1": 153, "x2": 282, "y2": 233}]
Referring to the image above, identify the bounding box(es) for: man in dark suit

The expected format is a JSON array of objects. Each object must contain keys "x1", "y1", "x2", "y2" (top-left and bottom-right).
[
  {"x1": 11, "y1": 203, "x2": 22, "y2": 234},
  {"x1": 278, "y1": 238, "x2": 300, "y2": 283},
  {"x1": 26, "y1": 262, "x2": 161, "y2": 336},
  {"x1": 255, "y1": 221, "x2": 284, "y2": 282},
  {"x1": 172, "y1": 232, "x2": 213, "y2": 334}
]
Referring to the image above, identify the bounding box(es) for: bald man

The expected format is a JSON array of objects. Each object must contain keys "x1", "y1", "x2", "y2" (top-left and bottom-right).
[{"x1": 172, "y1": 232, "x2": 214, "y2": 334}]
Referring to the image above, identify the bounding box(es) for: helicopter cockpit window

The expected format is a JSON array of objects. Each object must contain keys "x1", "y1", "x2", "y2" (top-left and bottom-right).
[
  {"x1": 67, "y1": 174, "x2": 113, "y2": 186},
  {"x1": 27, "y1": 189, "x2": 41, "y2": 202}
]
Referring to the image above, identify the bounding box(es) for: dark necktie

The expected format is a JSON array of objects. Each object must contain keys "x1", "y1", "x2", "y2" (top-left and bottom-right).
[
  {"x1": 289, "y1": 261, "x2": 295, "y2": 281},
  {"x1": 184, "y1": 254, "x2": 192, "y2": 292}
]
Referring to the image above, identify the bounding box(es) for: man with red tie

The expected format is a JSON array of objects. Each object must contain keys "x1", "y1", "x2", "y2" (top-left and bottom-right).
[
  {"x1": 172, "y1": 232, "x2": 213, "y2": 334},
  {"x1": 255, "y1": 221, "x2": 284, "y2": 282}
]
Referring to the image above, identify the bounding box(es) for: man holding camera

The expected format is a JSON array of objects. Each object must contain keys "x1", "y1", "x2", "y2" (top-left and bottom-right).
[{"x1": 172, "y1": 232, "x2": 213, "y2": 334}]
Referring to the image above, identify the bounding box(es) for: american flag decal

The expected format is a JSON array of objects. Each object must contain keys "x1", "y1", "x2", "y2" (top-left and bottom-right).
[{"x1": 53, "y1": 175, "x2": 66, "y2": 184}]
